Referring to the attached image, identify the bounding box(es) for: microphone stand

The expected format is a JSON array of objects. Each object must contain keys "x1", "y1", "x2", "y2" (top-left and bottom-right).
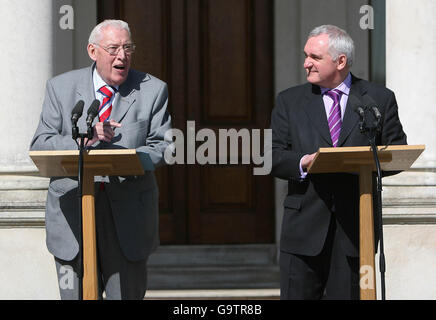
[
  {"x1": 72, "y1": 123, "x2": 94, "y2": 300},
  {"x1": 370, "y1": 136, "x2": 386, "y2": 301},
  {"x1": 358, "y1": 108, "x2": 386, "y2": 300}
]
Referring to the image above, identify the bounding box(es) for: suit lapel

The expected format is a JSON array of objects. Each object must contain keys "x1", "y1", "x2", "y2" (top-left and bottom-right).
[
  {"x1": 75, "y1": 65, "x2": 96, "y2": 131},
  {"x1": 337, "y1": 75, "x2": 367, "y2": 146},
  {"x1": 76, "y1": 65, "x2": 96, "y2": 106},
  {"x1": 303, "y1": 84, "x2": 332, "y2": 145},
  {"x1": 110, "y1": 71, "x2": 151, "y2": 123},
  {"x1": 111, "y1": 85, "x2": 135, "y2": 123}
]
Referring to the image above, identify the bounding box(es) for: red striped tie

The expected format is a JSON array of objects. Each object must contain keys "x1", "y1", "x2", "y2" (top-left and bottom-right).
[
  {"x1": 97, "y1": 85, "x2": 115, "y2": 191},
  {"x1": 98, "y1": 85, "x2": 115, "y2": 122}
]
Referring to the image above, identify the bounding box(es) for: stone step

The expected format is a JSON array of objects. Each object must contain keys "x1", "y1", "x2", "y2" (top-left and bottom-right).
[
  {"x1": 147, "y1": 244, "x2": 280, "y2": 290},
  {"x1": 148, "y1": 244, "x2": 278, "y2": 267},
  {"x1": 147, "y1": 265, "x2": 280, "y2": 290},
  {"x1": 144, "y1": 289, "x2": 280, "y2": 300}
]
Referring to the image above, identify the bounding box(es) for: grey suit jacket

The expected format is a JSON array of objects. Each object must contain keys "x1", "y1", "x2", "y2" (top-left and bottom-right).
[{"x1": 30, "y1": 64, "x2": 171, "y2": 262}]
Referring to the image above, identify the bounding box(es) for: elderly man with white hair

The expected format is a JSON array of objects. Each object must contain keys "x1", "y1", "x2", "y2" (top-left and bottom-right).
[{"x1": 30, "y1": 19, "x2": 171, "y2": 300}]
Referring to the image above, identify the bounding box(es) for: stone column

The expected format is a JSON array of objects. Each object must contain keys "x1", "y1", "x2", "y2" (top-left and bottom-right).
[
  {"x1": 0, "y1": 0, "x2": 54, "y2": 173},
  {"x1": 386, "y1": 0, "x2": 436, "y2": 167},
  {"x1": 0, "y1": 0, "x2": 96, "y2": 299},
  {"x1": 381, "y1": 0, "x2": 436, "y2": 299},
  {"x1": 0, "y1": 0, "x2": 97, "y2": 173},
  {"x1": 0, "y1": 0, "x2": 59, "y2": 299}
]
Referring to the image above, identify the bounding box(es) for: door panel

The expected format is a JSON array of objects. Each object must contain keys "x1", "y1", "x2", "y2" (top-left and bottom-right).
[{"x1": 98, "y1": 0, "x2": 274, "y2": 244}]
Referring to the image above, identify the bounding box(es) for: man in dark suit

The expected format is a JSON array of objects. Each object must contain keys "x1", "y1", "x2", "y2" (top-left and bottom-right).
[
  {"x1": 271, "y1": 25, "x2": 407, "y2": 299},
  {"x1": 30, "y1": 20, "x2": 171, "y2": 299}
]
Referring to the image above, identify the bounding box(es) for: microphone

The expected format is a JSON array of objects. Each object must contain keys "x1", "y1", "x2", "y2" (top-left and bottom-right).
[
  {"x1": 71, "y1": 100, "x2": 84, "y2": 140},
  {"x1": 86, "y1": 99, "x2": 100, "y2": 127},
  {"x1": 355, "y1": 106, "x2": 366, "y2": 133},
  {"x1": 71, "y1": 100, "x2": 85, "y2": 124},
  {"x1": 363, "y1": 94, "x2": 381, "y2": 122},
  {"x1": 349, "y1": 92, "x2": 366, "y2": 133},
  {"x1": 355, "y1": 94, "x2": 382, "y2": 132},
  {"x1": 372, "y1": 106, "x2": 381, "y2": 121},
  {"x1": 356, "y1": 106, "x2": 365, "y2": 118},
  {"x1": 85, "y1": 99, "x2": 100, "y2": 140},
  {"x1": 369, "y1": 106, "x2": 381, "y2": 132}
]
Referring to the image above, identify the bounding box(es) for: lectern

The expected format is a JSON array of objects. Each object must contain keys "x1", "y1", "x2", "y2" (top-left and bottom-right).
[
  {"x1": 307, "y1": 145, "x2": 425, "y2": 300},
  {"x1": 29, "y1": 149, "x2": 147, "y2": 300}
]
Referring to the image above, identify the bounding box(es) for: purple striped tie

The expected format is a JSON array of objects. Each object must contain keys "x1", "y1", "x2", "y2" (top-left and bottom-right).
[{"x1": 326, "y1": 89, "x2": 343, "y2": 147}]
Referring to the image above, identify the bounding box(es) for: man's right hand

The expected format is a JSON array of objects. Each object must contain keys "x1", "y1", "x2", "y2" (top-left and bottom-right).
[
  {"x1": 301, "y1": 152, "x2": 317, "y2": 170},
  {"x1": 85, "y1": 119, "x2": 122, "y2": 146}
]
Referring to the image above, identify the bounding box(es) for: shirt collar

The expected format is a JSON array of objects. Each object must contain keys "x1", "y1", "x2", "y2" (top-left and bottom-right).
[
  {"x1": 320, "y1": 72, "x2": 352, "y2": 96},
  {"x1": 92, "y1": 67, "x2": 119, "y2": 94}
]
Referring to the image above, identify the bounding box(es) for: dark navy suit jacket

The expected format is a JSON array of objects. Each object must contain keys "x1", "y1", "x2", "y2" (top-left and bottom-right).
[{"x1": 271, "y1": 74, "x2": 407, "y2": 257}]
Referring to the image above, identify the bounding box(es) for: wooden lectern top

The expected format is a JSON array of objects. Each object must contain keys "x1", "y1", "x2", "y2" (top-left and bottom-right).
[
  {"x1": 307, "y1": 145, "x2": 425, "y2": 174},
  {"x1": 29, "y1": 149, "x2": 146, "y2": 177}
]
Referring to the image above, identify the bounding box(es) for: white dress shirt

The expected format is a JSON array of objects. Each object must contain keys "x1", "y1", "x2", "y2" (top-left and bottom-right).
[{"x1": 299, "y1": 73, "x2": 352, "y2": 179}]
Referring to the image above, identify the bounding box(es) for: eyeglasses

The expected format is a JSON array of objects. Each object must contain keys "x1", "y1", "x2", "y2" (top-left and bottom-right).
[{"x1": 94, "y1": 43, "x2": 136, "y2": 55}]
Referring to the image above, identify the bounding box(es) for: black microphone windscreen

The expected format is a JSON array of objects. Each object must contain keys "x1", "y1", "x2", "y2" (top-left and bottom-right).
[
  {"x1": 88, "y1": 99, "x2": 100, "y2": 116},
  {"x1": 71, "y1": 100, "x2": 84, "y2": 117},
  {"x1": 372, "y1": 106, "x2": 381, "y2": 120}
]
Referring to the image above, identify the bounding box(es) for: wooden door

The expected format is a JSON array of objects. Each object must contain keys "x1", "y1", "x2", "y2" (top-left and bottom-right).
[{"x1": 98, "y1": 0, "x2": 274, "y2": 244}]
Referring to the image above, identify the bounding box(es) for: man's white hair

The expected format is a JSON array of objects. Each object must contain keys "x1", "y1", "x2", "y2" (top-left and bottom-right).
[
  {"x1": 88, "y1": 19, "x2": 131, "y2": 44},
  {"x1": 308, "y1": 25, "x2": 355, "y2": 67}
]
